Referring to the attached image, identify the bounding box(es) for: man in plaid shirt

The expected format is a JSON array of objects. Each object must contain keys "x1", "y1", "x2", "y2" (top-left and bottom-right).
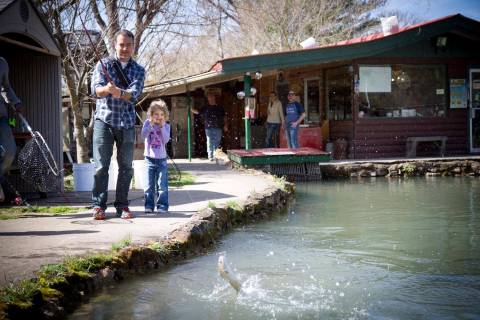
[{"x1": 90, "y1": 29, "x2": 145, "y2": 220}]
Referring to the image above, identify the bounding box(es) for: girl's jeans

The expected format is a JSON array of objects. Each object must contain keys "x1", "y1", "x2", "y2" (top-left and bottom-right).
[{"x1": 144, "y1": 156, "x2": 168, "y2": 211}]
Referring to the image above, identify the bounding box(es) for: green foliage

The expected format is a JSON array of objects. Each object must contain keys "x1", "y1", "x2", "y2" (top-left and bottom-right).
[
  {"x1": 401, "y1": 163, "x2": 416, "y2": 176},
  {"x1": 148, "y1": 242, "x2": 167, "y2": 255},
  {"x1": 63, "y1": 254, "x2": 113, "y2": 274},
  {"x1": 0, "y1": 279, "x2": 40, "y2": 308},
  {"x1": 207, "y1": 201, "x2": 217, "y2": 209},
  {"x1": 111, "y1": 236, "x2": 132, "y2": 251},
  {"x1": 39, "y1": 287, "x2": 62, "y2": 298},
  {"x1": 38, "y1": 264, "x2": 68, "y2": 280},
  {"x1": 272, "y1": 175, "x2": 288, "y2": 191},
  {"x1": 226, "y1": 200, "x2": 241, "y2": 211}
]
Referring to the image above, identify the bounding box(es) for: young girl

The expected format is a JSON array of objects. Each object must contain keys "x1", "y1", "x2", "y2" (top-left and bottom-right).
[{"x1": 141, "y1": 100, "x2": 171, "y2": 213}]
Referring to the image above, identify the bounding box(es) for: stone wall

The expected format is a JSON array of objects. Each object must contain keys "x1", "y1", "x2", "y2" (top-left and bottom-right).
[{"x1": 320, "y1": 159, "x2": 480, "y2": 178}]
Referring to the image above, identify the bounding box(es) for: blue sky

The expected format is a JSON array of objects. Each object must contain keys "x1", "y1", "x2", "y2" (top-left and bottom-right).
[{"x1": 386, "y1": 0, "x2": 480, "y2": 21}]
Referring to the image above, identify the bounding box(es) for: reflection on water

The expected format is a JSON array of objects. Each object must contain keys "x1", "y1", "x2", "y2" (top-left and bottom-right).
[{"x1": 70, "y1": 177, "x2": 480, "y2": 319}]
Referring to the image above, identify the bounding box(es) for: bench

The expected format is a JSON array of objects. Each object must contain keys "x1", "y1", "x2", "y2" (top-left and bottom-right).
[{"x1": 406, "y1": 136, "x2": 447, "y2": 158}]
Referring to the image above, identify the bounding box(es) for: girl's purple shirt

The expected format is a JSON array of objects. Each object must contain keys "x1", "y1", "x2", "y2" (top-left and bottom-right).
[{"x1": 141, "y1": 119, "x2": 170, "y2": 159}]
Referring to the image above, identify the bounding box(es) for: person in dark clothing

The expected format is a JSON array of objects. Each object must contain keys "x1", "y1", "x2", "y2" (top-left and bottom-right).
[
  {"x1": 192, "y1": 92, "x2": 228, "y2": 161},
  {"x1": 0, "y1": 57, "x2": 23, "y2": 203}
]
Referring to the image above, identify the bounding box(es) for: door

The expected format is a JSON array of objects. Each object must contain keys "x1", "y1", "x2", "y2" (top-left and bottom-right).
[
  {"x1": 470, "y1": 69, "x2": 480, "y2": 153},
  {"x1": 170, "y1": 96, "x2": 190, "y2": 158}
]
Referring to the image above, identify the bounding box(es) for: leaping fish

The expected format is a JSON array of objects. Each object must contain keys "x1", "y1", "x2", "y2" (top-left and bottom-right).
[{"x1": 217, "y1": 255, "x2": 242, "y2": 292}]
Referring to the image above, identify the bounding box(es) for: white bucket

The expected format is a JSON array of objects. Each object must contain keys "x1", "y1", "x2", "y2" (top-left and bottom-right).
[
  {"x1": 108, "y1": 161, "x2": 118, "y2": 190},
  {"x1": 133, "y1": 160, "x2": 146, "y2": 190},
  {"x1": 73, "y1": 163, "x2": 95, "y2": 192}
]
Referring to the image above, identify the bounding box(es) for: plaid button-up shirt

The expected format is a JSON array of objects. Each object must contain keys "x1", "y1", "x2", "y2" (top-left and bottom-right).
[{"x1": 91, "y1": 57, "x2": 145, "y2": 129}]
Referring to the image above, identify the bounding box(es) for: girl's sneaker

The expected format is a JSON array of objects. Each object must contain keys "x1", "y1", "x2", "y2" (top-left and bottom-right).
[{"x1": 145, "y1": 208, "x2": 153, "y2": 213}]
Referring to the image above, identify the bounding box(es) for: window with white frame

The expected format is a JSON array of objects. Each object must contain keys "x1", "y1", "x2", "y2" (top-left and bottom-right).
[{"x1": 358, "y1": 64, "x2": 447, "y2": 118}]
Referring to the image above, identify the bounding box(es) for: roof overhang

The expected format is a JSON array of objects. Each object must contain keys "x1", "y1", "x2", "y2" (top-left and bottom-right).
[
  {"x1": 143, "y1": 71, "x2": 246, "y2": 97},
  {"x1": 0, "y1": 0, "x2": 60, "y2": 56}
]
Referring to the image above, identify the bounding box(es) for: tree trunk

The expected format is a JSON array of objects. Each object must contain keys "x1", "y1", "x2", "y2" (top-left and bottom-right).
[{"x1": 70, "y1": 94, "x2": 90, "y2": 163}]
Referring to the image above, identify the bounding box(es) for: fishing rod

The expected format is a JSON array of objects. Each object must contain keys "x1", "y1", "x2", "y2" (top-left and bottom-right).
[{"x1": 78, "y1": 14, "x2": 113, "y2": 84}]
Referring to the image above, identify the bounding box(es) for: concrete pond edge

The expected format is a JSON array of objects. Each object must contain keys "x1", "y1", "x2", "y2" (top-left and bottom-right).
[{"x1": 0, "y1": 172, "x2": 295, "y2": 320}]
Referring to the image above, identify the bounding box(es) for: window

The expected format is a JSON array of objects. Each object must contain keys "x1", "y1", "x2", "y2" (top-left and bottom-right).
[
  {"x1": 358, "y1": 64, "x2": 446, "y2": 118},
  {"x1": 304, "y1": 78, "x2": 320, "y2": 123},
  {"x1": 326, "y1": 66, "x2": 353, "y2": 120}
]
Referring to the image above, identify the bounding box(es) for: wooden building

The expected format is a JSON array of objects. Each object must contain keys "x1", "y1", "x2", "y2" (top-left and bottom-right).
[
  {"x1": 143, "y1": 14, "x2": 480, "y2": 160},
  {"x1": 0, "y1": 0, "x2": 63, "y2": 192}
]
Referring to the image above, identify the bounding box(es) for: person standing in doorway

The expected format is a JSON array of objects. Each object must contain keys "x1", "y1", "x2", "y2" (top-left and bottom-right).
[
  {"x1": 284, "y1": 90, "x2": 305, "y2": 149},
  {"x1": 90, "y1": 29, "x2": 145, "y2": 220},
  {"x1": 192, "y1": 92, "x2": 228, "y2": 161},
  {"x1": 0, "y1": 57, "x2": 23, "y2": 203},
  {"x1": 141, "y1": 100, "x2": 170, "y2": 214},
  {"x1": 265, "y1": 91, "x2": 284, "y2": 148}
]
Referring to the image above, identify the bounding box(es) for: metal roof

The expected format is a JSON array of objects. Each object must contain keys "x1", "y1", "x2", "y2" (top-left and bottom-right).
[{"x1": 214, "y1": 14, "x2": 479, "y2": 74}]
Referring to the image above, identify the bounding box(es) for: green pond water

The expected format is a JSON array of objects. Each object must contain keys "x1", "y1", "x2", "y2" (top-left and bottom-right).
[{"x1": 70, "y1": 177, "x2": 480, "y2": 319}]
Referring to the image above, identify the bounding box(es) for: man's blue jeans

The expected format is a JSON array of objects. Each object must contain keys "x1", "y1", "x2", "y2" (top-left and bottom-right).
[
  {"x1": 285, "y1": 123, "x2": 299, "y2": 149},
  {"x1": 0, "y1": 117, "x2": 16, "y2": 184},
  {"x1": 144, "y1": 156, "x2": 168, "y2": 211},
  {"x1": 92, "y1": 119, "x2": 135, "y2": 210},
  {"x1": 205, "y1": 128, "x2": 222, "y2": 159},
  {"x1": 265, "y1": 122, "x2": 281, "y2": 148}
]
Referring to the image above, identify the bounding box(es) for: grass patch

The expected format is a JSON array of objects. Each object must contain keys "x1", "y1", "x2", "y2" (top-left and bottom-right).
[
  {"x1": 148, "y1": 242, "x2": 168, "y2": 255},
  {"x1": 401, "y1": 163, "x2": 416, "y2": 176},
  {"x1": 226, "y1": 200, "x2": 241, "y2": 211},
  {"x1": 0, "y1": 279, "x2": 41, "y2": 308},
  {"x1": 207, "y1": 201, "x2": 217, "y2": 209},
  {"x1": 168, "y1": 168, "x2": 195, "y2": 187},
  {"x1": 272, "y1": 175, "x2": 288, "y2": 191},
  {"x1": 0, "y1": 206, "x2": 87, "y2": 220},
  {"x1": 63, "y1": 254, "x2": 113, "y2": 274},
  {"x1": 111, "y1": 236, "x2": 132, "y2": 252}
]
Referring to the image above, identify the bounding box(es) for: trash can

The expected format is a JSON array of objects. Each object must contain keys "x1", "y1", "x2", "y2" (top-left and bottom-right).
[{"x1": 333, "y1": 138, "x2": 348, "y2": 160}]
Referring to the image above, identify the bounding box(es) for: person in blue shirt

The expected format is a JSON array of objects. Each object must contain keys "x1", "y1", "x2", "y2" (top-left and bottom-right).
[
  {"x1": 140, "y1": 100, "x2": 171, "y2": 214},
  {"x1": 284, "y1": 90, "x2": 305, "y2": 148},
  {"x1": 90, "y1": 29, "x2": 145, "y2": 220}
]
